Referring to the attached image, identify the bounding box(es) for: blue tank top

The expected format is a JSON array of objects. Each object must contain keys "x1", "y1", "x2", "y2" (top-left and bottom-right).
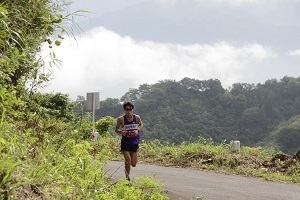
[{"x1": 122, "y1": 114, "x2": 140, "y2": 144}]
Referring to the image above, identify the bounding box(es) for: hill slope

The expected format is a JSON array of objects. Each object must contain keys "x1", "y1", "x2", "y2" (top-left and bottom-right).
[{"x1": 93, "y1": 76, "x2": 300, "y2": 155}]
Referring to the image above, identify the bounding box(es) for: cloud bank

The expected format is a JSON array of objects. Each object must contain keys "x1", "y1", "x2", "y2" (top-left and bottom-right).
[
  {"x1": 44, "y1": 27, "x2": 275, "y2": 100},
  {"x1": 157, "y1": 0, "x2": 300, "y2": 6},
  {"x1": 288, "y1": 49, "x2": 300, "y2": 56}
]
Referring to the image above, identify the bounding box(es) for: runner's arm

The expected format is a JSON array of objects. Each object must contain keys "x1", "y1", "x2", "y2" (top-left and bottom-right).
[
  {"x1": 115, "y1": 117, "x2": 126, "y2": 136},
  {"x1": 136, "y1": 115, "x2": 143, "y2": 131}
]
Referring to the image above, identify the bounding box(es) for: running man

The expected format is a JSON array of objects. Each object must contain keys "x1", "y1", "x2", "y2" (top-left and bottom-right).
[{"x1": 115, "y1": 101, "x2": 143, "y2": 181}]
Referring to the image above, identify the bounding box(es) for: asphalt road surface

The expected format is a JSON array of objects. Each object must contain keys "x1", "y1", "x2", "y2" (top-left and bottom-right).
[{"x1": 106, "y1": 161, "x2": 300, "y2": 200}]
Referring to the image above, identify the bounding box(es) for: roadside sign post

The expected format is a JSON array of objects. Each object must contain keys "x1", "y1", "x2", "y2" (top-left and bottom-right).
[{"x1": 86, "y1": 92, "x2": 100, "y2": 140}]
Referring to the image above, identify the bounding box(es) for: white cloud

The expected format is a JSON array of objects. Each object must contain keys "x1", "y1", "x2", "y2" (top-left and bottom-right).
[
  {"x1": 288, "y1": 49, "x2": 300, "y2": 56},
  {"x1": 43, "y1": 27, "x2": 275, "y2": 100}
]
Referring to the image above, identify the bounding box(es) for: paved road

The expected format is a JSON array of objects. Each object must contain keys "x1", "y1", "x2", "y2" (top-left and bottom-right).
[{"x1": 106, "y1": 161, "x2": 300, "y2": 200}]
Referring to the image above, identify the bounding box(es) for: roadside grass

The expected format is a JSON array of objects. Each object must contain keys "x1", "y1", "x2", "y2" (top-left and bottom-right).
[{"x1": 0, "y1": 121, "x2": 168, "y2": 199}]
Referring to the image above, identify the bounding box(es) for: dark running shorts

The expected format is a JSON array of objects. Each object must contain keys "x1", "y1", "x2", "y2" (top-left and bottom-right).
[{"x1": 121, "y1": 142, "x2": 139, "y2": 152}]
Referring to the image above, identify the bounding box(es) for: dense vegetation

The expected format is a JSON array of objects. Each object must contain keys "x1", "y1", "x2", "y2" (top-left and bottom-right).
[
  {"x1": 90, "y1": 76, "x2": 300, "y2": 155},
  {"x1": 0, "y1": 1, "x2": 167, "y2": 199}
]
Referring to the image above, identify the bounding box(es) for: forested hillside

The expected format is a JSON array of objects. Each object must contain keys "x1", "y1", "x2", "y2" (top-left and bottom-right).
[{"x1": 91, "y1": 77, "x2": 300, "y2": 155}]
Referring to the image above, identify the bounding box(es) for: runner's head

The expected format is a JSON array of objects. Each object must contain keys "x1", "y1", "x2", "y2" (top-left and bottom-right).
[{"x1": 123, "y1": 101, "x2": 134, "y2": 111}]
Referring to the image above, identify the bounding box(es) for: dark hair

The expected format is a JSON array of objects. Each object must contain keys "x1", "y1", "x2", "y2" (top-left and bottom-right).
[{"x1": 123, "y1": 101, "x2": 134, "y2": 109}]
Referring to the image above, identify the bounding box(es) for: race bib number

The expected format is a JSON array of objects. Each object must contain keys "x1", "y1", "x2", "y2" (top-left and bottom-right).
[{"x1": 124, "y1": 124, "x2": 139, "y2": 137}]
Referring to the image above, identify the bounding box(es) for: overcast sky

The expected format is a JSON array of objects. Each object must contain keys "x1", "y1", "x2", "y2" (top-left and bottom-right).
[{"x1": 43, "y1": 0, "x2": 300, "y2": 100}]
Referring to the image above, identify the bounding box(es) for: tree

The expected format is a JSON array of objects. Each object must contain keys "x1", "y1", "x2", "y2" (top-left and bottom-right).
[
  {"x1": 97, "y1": 98, "x2": 121, "y2": 118},
  {"x1": 95, "y1": 116, "x2": 115, "y2": 137},
  {"x1": 120, "y1": 83, "x2": 151, "y2": 102},
  {"x1": 32, "y1": 92, "x2": 75, "y2": 121},
  {"x1": 273, "y1": 115, "x2": 300, "y2": 155},
  {"x1": 0, "y1": 0, "x2": 75, "y2": 128},
  {"x1": 0, "y1": 1, "x2": 66, "y2": 95}
]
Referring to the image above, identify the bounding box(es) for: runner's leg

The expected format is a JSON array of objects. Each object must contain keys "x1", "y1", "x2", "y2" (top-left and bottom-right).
[
  {"x1": 123, "y1": 151, "x2": 131, "y2": 180},
  {"x1": 130, "y1": 151, "x2": 138, "y2": 167}
]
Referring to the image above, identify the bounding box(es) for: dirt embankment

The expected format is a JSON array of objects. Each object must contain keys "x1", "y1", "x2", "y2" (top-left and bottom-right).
[{"x1": 261, "y1": 151, "x2": 300, "y2": 173}]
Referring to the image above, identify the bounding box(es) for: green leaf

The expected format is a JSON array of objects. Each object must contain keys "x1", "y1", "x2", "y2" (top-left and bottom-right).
[
  {"x1": 0, "y1": 6, "x2": 9, "y2": 16},
  {"x1": 54, "y1": 40, "x2": 61, "y2": 46},
  {"x1": 1, "y1": 162, "x2": 21, "y2": 185},
  {"x1": 0, "y1": 137, "x2": 5, "y2": 144}
]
